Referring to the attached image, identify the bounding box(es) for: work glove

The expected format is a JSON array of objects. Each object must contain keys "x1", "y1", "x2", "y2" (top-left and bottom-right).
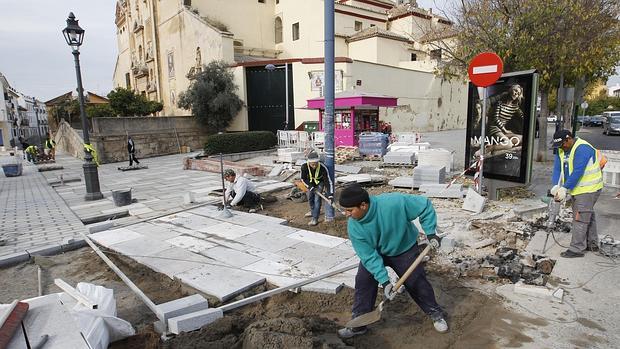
[
  {"x1": 550, "y1": 185, "x2": 560, "y2": 196},
  {"x1": 554, "y1": 187, "x2": 567, "y2": 202},
  {"x1": 427, "y1": 234, "x2": 441, "y2": 249},
  {"x1": 382, "y1": 281, "x2": 396, "y2": 301}
]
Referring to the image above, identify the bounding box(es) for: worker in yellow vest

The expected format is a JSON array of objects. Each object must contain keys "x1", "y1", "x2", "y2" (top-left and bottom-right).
[
  {"x1": 550, "y1": 130, "x2": 604, "y2": 258},
  {"x1": 301, "y1": 150, "x2": 335, "y2": 226},
  {"x1": 25, "y1": 145, "x2": 38, "y2": 163}
]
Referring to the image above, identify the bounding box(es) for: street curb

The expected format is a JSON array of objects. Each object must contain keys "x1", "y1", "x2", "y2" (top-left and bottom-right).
[{"x1": 0, "y1": 239, "x2": 88, "y2": 269}]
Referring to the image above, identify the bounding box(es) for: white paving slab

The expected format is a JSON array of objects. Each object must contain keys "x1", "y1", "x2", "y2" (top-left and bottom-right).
[
  {"x1": 246, "y1": 222, "x2": 297, "y2": 235},
  {"x1": 175, "y1": 264, "x2": 265, "y2": 301},
  {"x1": 286, "y1": 230, "x2": 348, "y2": 248},
  {"x1": 201, "y1": 222, "x2": 257, "y2": 239},
  {"x1": 168, "y1": 308, "x2": 224, "y2": 334},
  {"x1": 156, "y1": 294, "x2": 209, "y2": 323},
  {"x1": 135, "y1": 247, "x2": 225, "y2": 278},
  {"x1": 166, "y1": 235, "x2": 217, "y2": 253},
  {"x1": 108, "y1": 236, "x2": 172, "y2": 258},
  {"x1": 129, "y1": 207, "x2": 155, "y2": 216},
  {"x1": 301, "y1": 280, "x2": 344, "y2": 294},
  {"x1": 126, "y1": 222, "x2": 183, "y2": 241},
  {"x1": 244, "y1": 247, "x2": 303, "y2": 265},
  {"x1": 237, "y1": 230, "x2": 301, "y2": 252},
  {"x1": 204, "y1": 235, "x2": 250, "y2": 251},
  {"x1": 278, "y1": 242, "x2": 355, "y2": 271},
  {"x1": 200, "y1": 246, "x2": 262, "y2": 268},
  {"x1": 242, "y1": 259, "x2": 294, "y2": 276},
  {"x1": 88, "y1": 228, "x2": 143, "y2": 246}
]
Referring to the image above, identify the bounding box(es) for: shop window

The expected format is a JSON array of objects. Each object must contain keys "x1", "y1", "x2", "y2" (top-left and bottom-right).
[
  {"x1": 355, "y1": 21, "x2": 362, "y2": 31},
  {"x1": 335, "y1": 112, "x2": 351, "y2": 130},
  {"x1": 292, "y1": 22, "x2": 300, "y2": 41},
  {"x1": 275, "y1": 17, "x2": 283, "y2": 43}
]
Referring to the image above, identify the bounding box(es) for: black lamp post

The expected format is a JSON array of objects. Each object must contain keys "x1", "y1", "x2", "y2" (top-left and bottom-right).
[{"x1": 62, "y1": 12, "x2": 103, "y2": 201}]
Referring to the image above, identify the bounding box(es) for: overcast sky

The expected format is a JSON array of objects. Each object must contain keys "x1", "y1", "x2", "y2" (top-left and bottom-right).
[{"x1": 0, "y1": 0, "x2": 617, "y2": 102}]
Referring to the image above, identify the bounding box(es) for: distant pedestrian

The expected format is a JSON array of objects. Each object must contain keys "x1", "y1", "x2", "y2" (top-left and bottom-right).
[
  {"x1": 45, "y1": 134, "x2": 56, "y2": 160},
  {"x1": 127, "y1": 136, "x2": 140, "y2": 167}
]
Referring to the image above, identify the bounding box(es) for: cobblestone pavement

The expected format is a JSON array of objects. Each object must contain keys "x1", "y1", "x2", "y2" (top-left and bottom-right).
[{"x1": 0, "y1": 161, "x2": 86, "y2": 264}]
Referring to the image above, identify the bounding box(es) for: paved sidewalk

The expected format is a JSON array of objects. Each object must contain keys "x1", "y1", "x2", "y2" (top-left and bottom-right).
[{"x1": 0, "y1": 161, "x2": 86, "y2": 265}]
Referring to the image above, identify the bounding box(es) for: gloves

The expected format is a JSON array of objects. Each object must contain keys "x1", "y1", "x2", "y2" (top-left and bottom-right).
[
  {"x1": 427, "y1": 234, "x2": 441, "y2": 249},
  {"x1": 550, "y1": 185, "x2": 560, "y2": 196},
  {"x1": 382, "y1": 281, "x2": 396, "y2": 301},
  {"x1": 554, "y1": 187, "x2": 567, "y2": 201}
]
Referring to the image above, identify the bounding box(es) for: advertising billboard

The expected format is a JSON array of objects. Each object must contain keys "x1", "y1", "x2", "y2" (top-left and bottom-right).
[{"x1": 464, "y1": 70, "x2": 539, "y2": 184}]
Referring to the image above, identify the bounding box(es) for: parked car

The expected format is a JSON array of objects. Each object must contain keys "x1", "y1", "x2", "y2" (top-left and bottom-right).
[
  {"x1": 547, "y1": 115, "x2": 557, "y2": 122},
  {"x1": 577, "y1": 115, "x2": 591, "y2": 125},
  {"x1": 587, "y1": 115, "x2": 604, "y2": 127},
  {"x1": 602, "y1": 111, "x2": 620, "y2": 135}
]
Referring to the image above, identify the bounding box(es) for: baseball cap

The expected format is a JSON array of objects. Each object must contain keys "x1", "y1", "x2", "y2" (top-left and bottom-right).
[
  {"x1": 307, "y1": 150, "x2": 319, "y2": 163},
  {"x1": 551, "y1": 129, "x2": 573, "y2": 149}
]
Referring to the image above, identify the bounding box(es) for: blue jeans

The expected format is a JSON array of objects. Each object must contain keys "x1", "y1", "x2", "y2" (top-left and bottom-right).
[
  {"x1": 352, "y1": 244, "x2": 443, "y2": 321},
  {"x1": 307, "y1": 183, "x2": 335, "y2": 220}
]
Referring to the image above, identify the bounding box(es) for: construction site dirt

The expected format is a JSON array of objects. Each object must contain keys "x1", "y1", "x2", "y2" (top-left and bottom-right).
[{"x1": 0, "y1": 184, "x2": 558, "y2": 349}]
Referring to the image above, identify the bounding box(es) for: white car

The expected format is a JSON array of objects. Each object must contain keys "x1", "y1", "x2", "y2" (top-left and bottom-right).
[{"x1": 547, "y1": 115, "x2": 557, "y2": 122}]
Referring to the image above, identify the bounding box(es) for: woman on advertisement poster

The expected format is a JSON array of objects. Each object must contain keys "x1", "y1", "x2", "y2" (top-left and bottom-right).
[{"x1": 486, "y1": 83, "x2": 525, "y2": 152}]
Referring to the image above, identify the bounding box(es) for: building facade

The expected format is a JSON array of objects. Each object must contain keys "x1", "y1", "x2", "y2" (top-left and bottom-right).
[
  {"x1": 0, "y1": 73, "x2": 49, "y2": 149},
  {"x1": 113, "y1": 0, "x2": 466, "y2": 133}
]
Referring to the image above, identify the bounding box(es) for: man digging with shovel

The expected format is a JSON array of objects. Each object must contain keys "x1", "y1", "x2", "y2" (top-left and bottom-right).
[{"x1": 337, "y1": 183, "x2": 448, "y2": 338}]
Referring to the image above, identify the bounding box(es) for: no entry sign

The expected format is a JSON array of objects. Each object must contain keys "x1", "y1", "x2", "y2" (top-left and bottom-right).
[{"x1": 468, "y1": 52, "x2": 503, "y2": 87}]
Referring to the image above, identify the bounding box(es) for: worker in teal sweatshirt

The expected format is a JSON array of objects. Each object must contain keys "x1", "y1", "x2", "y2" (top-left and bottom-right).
[{"x1": 336, "y1": 183, "x2": 447, "y2": 339}]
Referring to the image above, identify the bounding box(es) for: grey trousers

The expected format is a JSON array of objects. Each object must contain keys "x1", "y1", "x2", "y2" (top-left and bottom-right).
[{"x1": 569, "y1": 190, "x2": 601, "y2": 253}]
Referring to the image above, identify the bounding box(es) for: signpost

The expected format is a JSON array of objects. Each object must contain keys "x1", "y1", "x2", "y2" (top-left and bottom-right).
[{"x1": 468, "y1": 52, "x2": 504, "y2": 193}]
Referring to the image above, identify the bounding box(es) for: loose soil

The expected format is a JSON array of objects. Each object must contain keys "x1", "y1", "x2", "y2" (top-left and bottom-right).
[{"x1": 0, "y1": 185, "x2": 547, "y2": 349}]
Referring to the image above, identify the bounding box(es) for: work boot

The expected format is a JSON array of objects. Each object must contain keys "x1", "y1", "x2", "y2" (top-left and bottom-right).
[
  {"x1": 586, "y1": 244, "x2": 599, "y2": 252},
  {"x1": 325, "y1": 217, "x2": 334, "y2": 223},
  {"x1": 308, "y1": 218, "x2": 318, "y2": 226},
  {"x1": 337, "y1": 326, "x2": 367, "y2": 339},
  {"x1": 304, "y1": 211, "x2": 313, "y2": 217},
  {"x1": 560, "y1": 250, "x2": 584, "y2": 258},
  {"x1": 248, "y1": 208, "x2": 257, "y2": 213},
  {"x1": 432, "y1": 317, "x2": 449, "y2": 333}
]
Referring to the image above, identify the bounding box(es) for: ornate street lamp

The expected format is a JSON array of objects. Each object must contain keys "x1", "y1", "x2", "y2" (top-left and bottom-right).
[{"x1": 62, "y1": 12, "x2": 103, "y2": 200}]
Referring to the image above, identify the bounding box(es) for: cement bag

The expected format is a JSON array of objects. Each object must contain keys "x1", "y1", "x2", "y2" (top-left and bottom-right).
[{"x1": 70, "y1": 282, "x2": 135, "y2": 349}]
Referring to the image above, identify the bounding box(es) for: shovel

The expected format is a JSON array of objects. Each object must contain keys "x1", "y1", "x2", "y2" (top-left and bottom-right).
[
  {"x1": 345, "y1": 244, "x2": 432, "y2": 328},
  {"x1": 294, "y1": 180, "x2": 347, "y2": 215}
]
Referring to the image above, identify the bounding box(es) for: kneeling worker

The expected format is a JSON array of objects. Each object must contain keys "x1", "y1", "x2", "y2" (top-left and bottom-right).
[
  {"x1": 337, "y1": 183, "x2": 447, "y2": 338},
  {"x1": 224, "y1": 169, "x2": 261, "y2": 212}
]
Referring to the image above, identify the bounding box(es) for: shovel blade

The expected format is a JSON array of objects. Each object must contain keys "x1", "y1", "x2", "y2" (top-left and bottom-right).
[{"x1": 344, "y1": 303, "x2": 383, "y2": 328}]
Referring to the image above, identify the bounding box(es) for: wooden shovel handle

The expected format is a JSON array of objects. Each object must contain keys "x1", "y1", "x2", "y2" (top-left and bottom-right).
[{"x1": 393, "y1": 244, "x2": 431, "y2": 291}]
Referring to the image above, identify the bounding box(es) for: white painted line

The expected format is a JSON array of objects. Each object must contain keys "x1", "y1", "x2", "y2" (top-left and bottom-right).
[{"x1": 473, "y1": 65, "x2": 498, "y2": 74}]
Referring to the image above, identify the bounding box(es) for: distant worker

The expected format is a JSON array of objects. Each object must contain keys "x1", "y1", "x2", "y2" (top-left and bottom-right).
[
  {"x1": 18, "y1": 136, "x2": 29, "y2": 160},
  {"x1": 127, "y1": 136, "x2": 140, "y2": 167},
  {"x1": 45, "y1": 134, "x2": 56, "y2": 160},
  {"x1": 25, "y1": 145, "x2": 38, "y2": 163},
  {"x1": 336, "y1": 184, "x2": 447, "y2": 338},
  {"x1": 550, "y1": 129, "x2": 604, "y2": 258},
  {"x1": 300, "y1": 150, "x2": 335, "y2": 226},
  {"x1": 224, "y1": 169, "x2": 262, "y2": 213}
]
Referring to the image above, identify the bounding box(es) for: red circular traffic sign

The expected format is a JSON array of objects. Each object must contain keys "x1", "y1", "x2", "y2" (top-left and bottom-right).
[{"x1": 468, "y1": 52, "x2": 504, "y2": 87}]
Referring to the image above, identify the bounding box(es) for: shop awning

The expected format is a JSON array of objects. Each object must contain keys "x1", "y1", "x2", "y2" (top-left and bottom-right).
[{"x1": 306, "y1": 90, "x2": 398, "y2": 109}]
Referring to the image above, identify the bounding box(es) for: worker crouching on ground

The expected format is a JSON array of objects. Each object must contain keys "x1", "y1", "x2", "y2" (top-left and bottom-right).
[
  {"x1": 224, "y1": 169, "x2": 262, "y2": 213},
  {"x1": 550, "y1": 129, "x2": 604, "y2": 258},
  {"x1": 25, "y1": 145, "x2": 38, "y2": 163},
  {"x1": 337, "y1": 183, "x2": 448, "y2": 338},
  {"x1": 301, "y1": 150, "x2": 335, "y2": 226}
]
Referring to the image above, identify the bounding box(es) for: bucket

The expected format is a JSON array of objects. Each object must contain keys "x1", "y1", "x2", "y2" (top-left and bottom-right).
[{"x1": 112, "y1": 188, "x2": 132, "y2": 207}]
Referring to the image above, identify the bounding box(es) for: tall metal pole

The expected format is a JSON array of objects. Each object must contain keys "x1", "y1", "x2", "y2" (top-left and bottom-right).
[
  {"x1": 73, "y1": 48, "x2": 103, "y2": 200},
  {"x1": 324, "y1": 0, "x2": 335, "y2": 220},
  {"x1": 478, "y1": 87, "x2": 487, "y2": 194},
  {"x1": 33, "y1": 101, "x2": 43, "y2": 149},
  {"x1": 284, "y1": 63, "x2": 289, "y2": 130}
]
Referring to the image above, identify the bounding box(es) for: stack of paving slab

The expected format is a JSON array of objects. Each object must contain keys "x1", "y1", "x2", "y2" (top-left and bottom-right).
[
  {"x1": 413, "y1": 165, "x2": 445, "y2": 187},
  {"x1": 88, "y1": 205, "x2": 358, "y2": 308},
  {"x1": 337, "y1": 174, "x2": 385, "y2": 184},
  {"x1": 417, "y1": 148, "x2": 453, "y2": 172},
  {"x1": 277, "y1": 148, "x2": 305, "y2": 163},
  {"x1": 383, "y1": 151, "x2": 416, "y2": 165},
  {"x1": 601, "y1": 150, "x2": 620, "y2": 188}
]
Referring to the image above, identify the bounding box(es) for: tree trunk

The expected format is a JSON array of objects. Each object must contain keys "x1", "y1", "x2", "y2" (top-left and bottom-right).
[{"x1": 536, "y1": 91, "x2": 550, "y2": 162}]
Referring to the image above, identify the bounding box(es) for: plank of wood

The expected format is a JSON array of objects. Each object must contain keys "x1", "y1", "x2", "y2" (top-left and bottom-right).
[{"x1": 54, "y1": 279, "x2": 98, "y2": 310}]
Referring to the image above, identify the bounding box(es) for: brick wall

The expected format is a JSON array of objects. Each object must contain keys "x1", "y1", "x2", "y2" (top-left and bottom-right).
[{"x1": 90, "y1": 117, "x2": 209, "y2": 164}]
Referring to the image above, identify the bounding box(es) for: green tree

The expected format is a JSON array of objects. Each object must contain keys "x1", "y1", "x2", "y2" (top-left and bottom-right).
[
  {"x1": 107, "y1": 87, "x2": 163, "y2": 116},
  {"x1": 86, "y1": 104, "x2": 115, "y2": 118},
  {"x1": 48, "y1": 99, "x2": 80, "y2": 129},
  {"x1": 586, "y1": 96, "x2": 620, "y2": 115},
  {"x1": 177, "y1": 61, "x2": 244, "y2": 133},
  {"x1": 449, "y1": 0, "x2": 620, "y2": 161}
]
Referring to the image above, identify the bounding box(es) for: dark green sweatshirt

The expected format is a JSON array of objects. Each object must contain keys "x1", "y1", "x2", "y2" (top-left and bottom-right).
[{"x1": 347, "y1": 193, "x2": 437, "y2": 284}]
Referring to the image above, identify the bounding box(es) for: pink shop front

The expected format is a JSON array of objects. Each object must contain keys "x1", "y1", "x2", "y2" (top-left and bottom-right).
[{"x1": 307, "y1": 91, "x2": 398, "y2": 147}]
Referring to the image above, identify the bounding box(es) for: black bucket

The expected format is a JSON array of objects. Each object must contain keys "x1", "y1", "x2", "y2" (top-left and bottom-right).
[{"x1": 112, "y1": 188, "x2": 132, "y2": 207}]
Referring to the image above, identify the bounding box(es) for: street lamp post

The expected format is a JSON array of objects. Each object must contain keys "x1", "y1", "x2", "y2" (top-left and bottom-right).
[
  {"x1": 265, "y1": 63, "x2": 289, "y2": 130},
  {"x1": 62, "y1": 12, "x2": 103, "y2": 201},
  {"x1": 33, "y1": 100, "x2": 43, "y2": 149}
]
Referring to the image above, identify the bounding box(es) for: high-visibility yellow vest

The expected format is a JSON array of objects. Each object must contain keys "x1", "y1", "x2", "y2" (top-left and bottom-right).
[
  {"x1": 307, "y1": 163, "x2": 322, "y2": 185},
  {"x1": 84, "y1": 143, "x2": 100, "y2": 166},
  {"x1": 558, "y1": 138, "x2": 603, "y2": 196}
]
